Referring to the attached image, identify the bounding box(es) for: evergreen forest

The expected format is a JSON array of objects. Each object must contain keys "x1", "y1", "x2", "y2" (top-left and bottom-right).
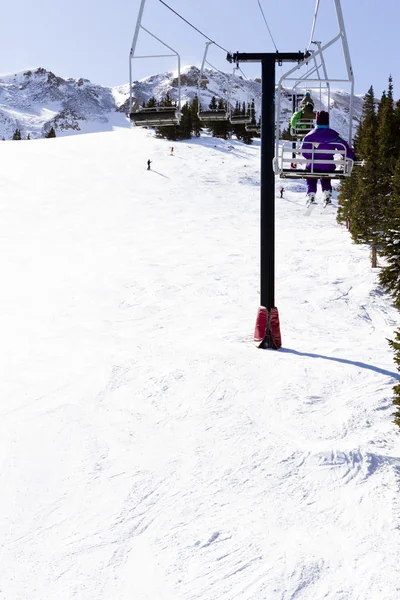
[{"x1": 337, "y1": 76, "x2": 400, "y2": 428}]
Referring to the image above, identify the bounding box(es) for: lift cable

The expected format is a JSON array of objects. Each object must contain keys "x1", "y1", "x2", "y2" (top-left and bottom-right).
[
  {"x1": 158, "y1": 0, "x2": 229, "y2": 54},
  {"x1": 256, "y1": 0, "x2": 279, "y2": 52}
]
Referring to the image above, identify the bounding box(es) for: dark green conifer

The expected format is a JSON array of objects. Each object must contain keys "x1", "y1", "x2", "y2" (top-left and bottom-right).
[
  {"x1": 45, "y1": 127, "x2": 56, "y2": 138},
  {"x1": 147, "y1": 97, "x2": 157, "y2": 108},
  {"x1": 206, "y1": 98, "x2": 230, "y2": 139},
  {"x1": 190, "y1": 96, "x2": 202, "y2": 137},
  {"x1": 175, "y1": 102, "x2": 192, "y2": 140},
  {"x1": 155, "y1": 93, "x2": 179, "y2": 141},
  {"x1": 387, "y1": 330, "x2": 400, "y2": 428},
  {"x1": 338, "y1": 86, "x2": 379, "y2": 259},
  {"x1": 378, "y1": 157, "x2": 400, "y2": 304}
]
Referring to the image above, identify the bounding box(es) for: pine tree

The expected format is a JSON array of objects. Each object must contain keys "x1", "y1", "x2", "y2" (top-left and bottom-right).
[
  {"x1": 337, "y1": 116, "x2": 362, "y2": 226},
  {"x1": 26, "y1": 133, "x2": 31, "y2": 140},
  {"x1": 242, "y1": 101, "x2": 254, "y2": 145},
  {"x1": 45, "y1": 127, "x2": 56, "y2": 138},
  {"x1": 208, "y1": 96, "x2": 218, "y2": 111},
  {"x1": 393, "y1": 98, "x2": 400, "y2": 156},
  {"x1": 190, "y1": 96, "x2": 202, "y2": 137},
  {"x1": 12, "y1": 128, "x2": 21, "y2": 140},
  {"x1": 281, "y1": 124, "x2": 292, "y2": 141},
  {"x1": 175, "y1": 102, "x2": 192, "y2": 140},
  {"x1": 231, "y1": 100, "x2": 245, "y2": 140},
  {"x1": 207, "y1": 98, "x2": 230, "y2": 139},
  {"x1": 374, "y1": 79, "x2": 396, "y2": 237},
  {"x1": 387, "y1": 330, "x2": 400, "y2": 428},
  {"x1": 338, "y1": 85, "x2": 380, "y2": 262},
  {"x1": 378, "y1": 157, "x2": 400, "y2": 305},
  {"x1": 155, "y1": 93, "x2": 178, "y2": 141},
  {"x1": 377, "y1": 78, "x2": 396, "y2": 178},
  {"x1": 146, "y1": 97, "x2": 157, "y2": 109}
]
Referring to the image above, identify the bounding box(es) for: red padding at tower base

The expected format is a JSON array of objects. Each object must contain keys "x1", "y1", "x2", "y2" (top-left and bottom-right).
[
  {"x1": 254, "y1": 307, "x2": 267, "y2": 343},
  {"x1": 254, "y1": 306, "x2": 282, "y2": 349}
]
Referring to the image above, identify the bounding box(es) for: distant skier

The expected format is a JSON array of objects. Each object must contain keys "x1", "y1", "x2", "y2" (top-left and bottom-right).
[
  {"x1": 280, "y1": 187, "x2": 285, "y2": 198},
  {"x1": 147, "y1": 159, "x2": 152, "y2": 170},
  {"x1": 301, "y1": 110, "x2": 354, "y2": 205},
  {"x1": 170, "y1": 147, "x2": 174, "y2": 155}
]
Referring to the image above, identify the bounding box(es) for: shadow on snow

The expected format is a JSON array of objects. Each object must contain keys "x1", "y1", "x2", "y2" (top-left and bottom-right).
[{"x1": 281, "y1": 348, "x2": 400, "y2": 380}]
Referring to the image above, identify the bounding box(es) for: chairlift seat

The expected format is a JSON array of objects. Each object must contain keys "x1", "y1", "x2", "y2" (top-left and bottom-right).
[
  {"x1": 246, "y1": 124, "x2": 261, "y2": 133},
  {"x1": 230, "y1": 115, "x2": 252, "y2": 125},
  {"x1": 290, "y1": 120, "x2": 315, "y2": 138},
  {"x1": 275, "y1": 140, "x2": 354, "y2": 179},
  {"x1": 198, "y1": 110, "x2": 229, "y2": 122},
  {"x1": 280, "y1": 168, "x2": 346, "y2": 179},
  {"x1": 130, "y1": 108, "x2": 180, "y2": 127}
]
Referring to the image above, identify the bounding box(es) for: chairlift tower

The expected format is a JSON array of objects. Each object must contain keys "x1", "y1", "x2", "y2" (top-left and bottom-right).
[
  {"x1": 227, "y1": 51, "x2": 307, "y2": 349},
  {"x1": 228, "y1": 0, "x2": 354, "y2": 349},
  {"x1": 129, "y1": 0, "x2": 182, "y2": 126}
]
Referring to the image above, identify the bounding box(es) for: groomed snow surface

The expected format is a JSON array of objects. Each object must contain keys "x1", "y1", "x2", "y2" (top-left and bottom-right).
[{"x1": 1, "y1": 127, "x2": 400, "y2": 600}]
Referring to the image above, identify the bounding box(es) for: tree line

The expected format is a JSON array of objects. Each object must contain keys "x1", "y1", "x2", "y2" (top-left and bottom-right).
[
  {"x1": 140, "y1": 93, "x2": 259, "y2": 144},
  {"x1": 337, "y1": 76, "x2": 400, "y2": 428},
  {"x1": 10, "y1": 127, "x2": 56, "y2": 140}
]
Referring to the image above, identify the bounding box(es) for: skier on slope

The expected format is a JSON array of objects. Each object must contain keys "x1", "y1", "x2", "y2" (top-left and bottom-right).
[
  {"x1": 301, "y1": 110, "x2": 354, "y2": 205},
  {"x1": 147, "y1": 159, "x2": 152, "y2": 170}
]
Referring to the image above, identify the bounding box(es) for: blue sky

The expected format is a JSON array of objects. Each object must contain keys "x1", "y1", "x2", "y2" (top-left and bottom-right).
[{"x1": 1, "y1": 0, "x2": 395, "y2": 98}]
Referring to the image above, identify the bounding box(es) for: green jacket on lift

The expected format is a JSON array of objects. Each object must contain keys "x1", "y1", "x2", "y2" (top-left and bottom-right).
[{"x1": 290, "y1": 104, "x2": 316, "y2": 129}]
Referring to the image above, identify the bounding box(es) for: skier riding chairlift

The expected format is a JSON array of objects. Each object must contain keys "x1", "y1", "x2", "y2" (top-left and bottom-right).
[{"x1": 301, "y1": 110, "x2": 355, "y2": 205}]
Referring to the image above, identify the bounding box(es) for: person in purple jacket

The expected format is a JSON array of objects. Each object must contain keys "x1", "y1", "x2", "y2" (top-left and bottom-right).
[{"x1": 301, "y1": 110, "x2": 354, "y2": 205}]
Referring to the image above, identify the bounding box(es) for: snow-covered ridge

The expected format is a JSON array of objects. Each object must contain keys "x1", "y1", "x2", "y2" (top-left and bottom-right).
[{"x1": 0, "y1": 66, "x2": 364, "y2": 139}]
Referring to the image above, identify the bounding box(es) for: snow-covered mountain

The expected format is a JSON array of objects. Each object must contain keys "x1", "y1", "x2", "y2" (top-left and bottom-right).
[
  {"x1": 0, "y1": 66, "x2": 364, "y2": 140},
  {"x1": 0, "y1": 68, "x2": 117, "y2": 140}
]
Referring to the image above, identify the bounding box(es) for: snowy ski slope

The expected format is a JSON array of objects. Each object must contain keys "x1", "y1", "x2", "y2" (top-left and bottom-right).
[{"x1": 0, "y1": 125, "x2": 399, "y2": 599}]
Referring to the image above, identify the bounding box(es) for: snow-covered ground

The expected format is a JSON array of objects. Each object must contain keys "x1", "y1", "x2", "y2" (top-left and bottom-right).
[{"x1": 0, "y1": 125, "x2": 399, "y2": 599}]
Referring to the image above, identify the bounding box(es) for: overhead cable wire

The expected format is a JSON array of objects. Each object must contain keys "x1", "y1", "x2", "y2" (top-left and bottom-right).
[
  {"x1": 256, "y1": 0, "x2": 278, "y2": 52},
  {"x1": 158, "y1": 0, "x2": 229, "y2": 54}
]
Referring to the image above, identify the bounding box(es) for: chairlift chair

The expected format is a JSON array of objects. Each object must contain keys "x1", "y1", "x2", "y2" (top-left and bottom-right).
[
  {"x1": 128, "y1": 0, "x2": 182, "y2": 127},
  {"x1": 229, "y1": 66, "x2": 253, "y2": 125},
  {"x1": 197, "y1": 42, "x2": 230, "y2": 123},
  {"x1": 274, "y1": 140, "x2": 354, "y2": 179},
  {"x1": 130, "y1": 107, "x2": 180, "y2": 127},
  {"x1": 198, "y1": 110, "x2": 230, "y2": 122},
  {"x1": 290, "y1": 120, "x2": 315, "y2": 138},
  {"x1": 230, "y1": 114, "x2": 252, "y2": 125},
  {"x1": 275, "y1": 0, "x2": 355, "y2": 179},
  {"x1": 245, "y1": 123, "x2": 261, "y2": 134}
]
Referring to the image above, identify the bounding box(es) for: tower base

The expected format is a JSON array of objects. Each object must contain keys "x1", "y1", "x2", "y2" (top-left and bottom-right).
[{"x1": 254, "y1": 306, "x2": 282, "y2": 349}]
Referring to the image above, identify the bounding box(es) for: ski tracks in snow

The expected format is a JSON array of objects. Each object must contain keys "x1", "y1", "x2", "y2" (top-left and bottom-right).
[{"x1": 1, "y1": 131, "x2": 400, "y2": 599}]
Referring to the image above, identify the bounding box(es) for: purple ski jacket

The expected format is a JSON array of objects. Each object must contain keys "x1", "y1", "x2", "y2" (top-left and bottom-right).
[{"x1": 301, "y1": 126, "x2": 355, "y2": 172}]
